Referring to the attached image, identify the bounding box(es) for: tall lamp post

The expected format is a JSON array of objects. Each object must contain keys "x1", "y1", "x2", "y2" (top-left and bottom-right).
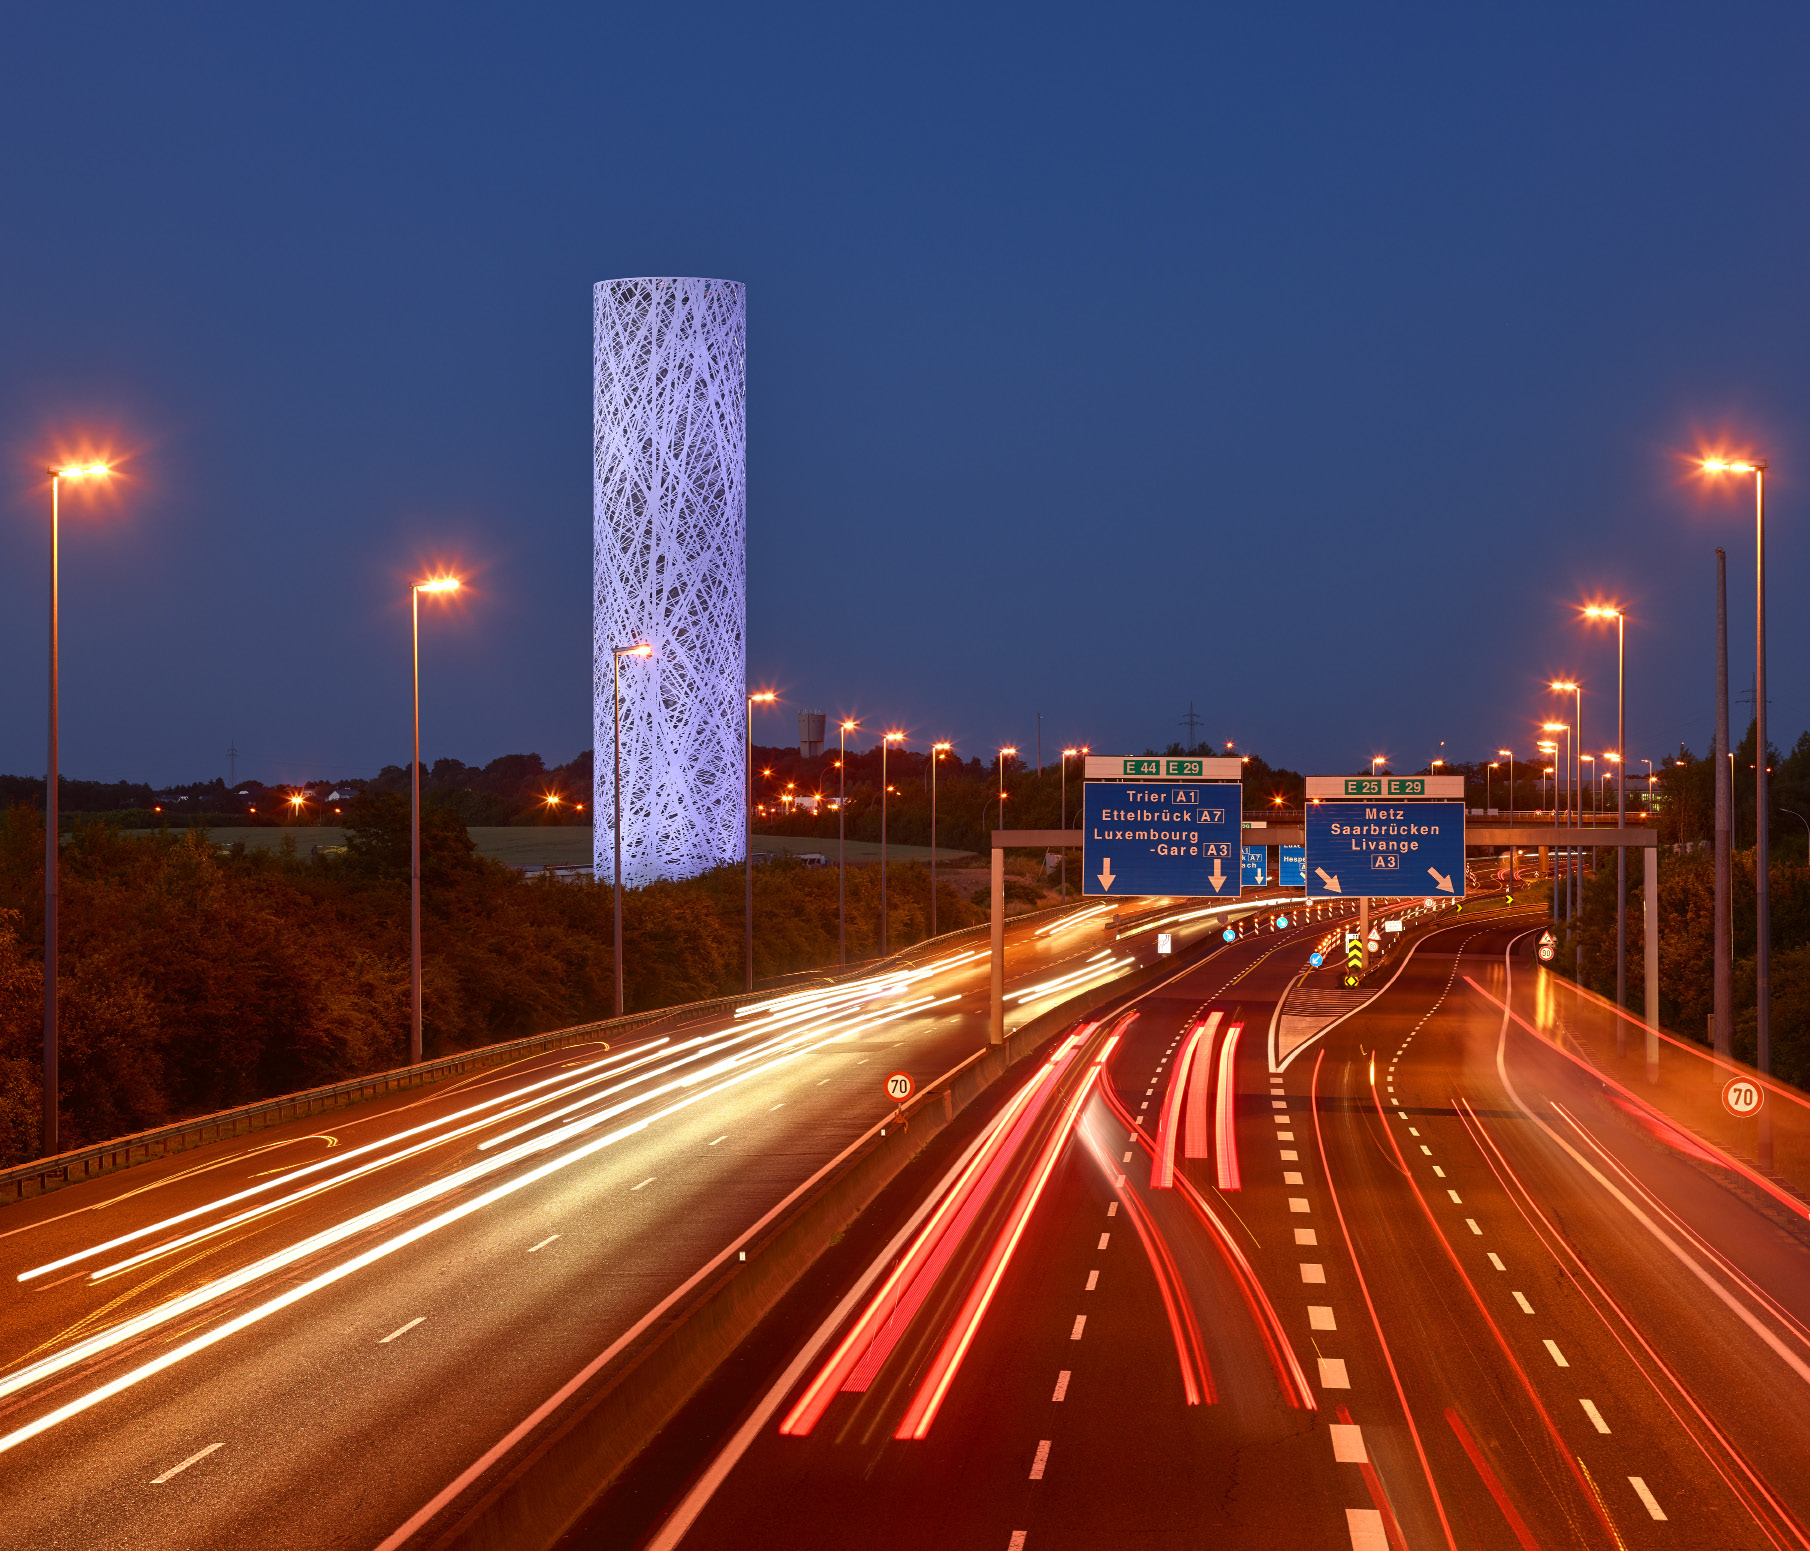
[
  {"x1": 41, "y1": 461, "x2": 112, "y2": 1157},
  {"x1": 879, "y1": 731, "x2": 905, "y2": 955},
  {"x1": 837, "y1": 719, "x2": 858, "y2": 966},
  {"x1": 1702, "y1": 456, "x2": 1772, "y2": 1097},
  {"x1": 1584, "y1": 605, "x2": 1628, "y2": 1009},
  {"x1": 1498, "y1": 749, "x2": 1516, "y2": 880},
  {"x1": 1060, "y1": 747, "x2": 1082, "y2": 902},
  {"x1": 997, "y1": 746, "x2": 1017, "y2": 830},
  {"x1": 409, "y1": 575, "x2": 462, "y2": 1065},
  {"x1": 1550, "y1": 682, "x2": 1583, "y2": 976},
  {"x1": 745, "y1": 690, "x2": 777, "y2": 991},
  {"x1": 609, "y1": 642, "x2": 653, "y2": 1017},
  {"x1": 1542, "y1": 724, "x2": 1570, "y2": 933},
  {"x1": 930, "y1": 741, "x2": 952, "y2": 935}
]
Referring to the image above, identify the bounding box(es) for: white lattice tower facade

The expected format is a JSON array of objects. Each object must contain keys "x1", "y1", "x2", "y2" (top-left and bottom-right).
[{"x1": 593, "y1": 277, "x2": 746, "y2": 887}]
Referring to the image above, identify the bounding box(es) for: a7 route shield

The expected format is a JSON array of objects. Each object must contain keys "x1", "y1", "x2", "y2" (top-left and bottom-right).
[{"x1": 1082, "y1": 781, "x2": 1243, "y2": 897}]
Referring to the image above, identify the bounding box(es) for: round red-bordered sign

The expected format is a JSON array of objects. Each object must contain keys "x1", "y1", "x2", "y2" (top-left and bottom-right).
[
  {"x1": 1722, "y1": 1075, "x2": 1764, "y2": 1118},
  {"x1": 885, "y1": 1070, "x2": 914, "y2": 1104}
]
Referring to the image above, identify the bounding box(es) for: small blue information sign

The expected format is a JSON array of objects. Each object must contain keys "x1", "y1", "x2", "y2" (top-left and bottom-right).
[
  {"x1": 1083, "y1": 781, "x2": 1243, "y2": 897},
  {"x1": 1241, "y1": 845, "x2": 1267, "y2": 888},
  {"x1": 1305, "y1": 802, "x2": 1466, "y2": 899},
  {"x1": 1279, "y1": 844, "x2": 1306, "y2": 888}
]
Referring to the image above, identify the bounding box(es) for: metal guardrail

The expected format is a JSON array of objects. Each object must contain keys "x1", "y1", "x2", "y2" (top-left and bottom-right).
[{"x1": 0, "y1": 898, "x2": 1093, "y2": 1208}]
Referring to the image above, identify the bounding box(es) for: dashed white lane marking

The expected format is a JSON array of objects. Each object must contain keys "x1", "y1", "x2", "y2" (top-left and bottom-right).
[
  {"x1": 1465, "y1": 1218, "x2": 1482, "y2": 1235},
  {"x1": 1581, "y1": 1399, "x2": 1611, "y2": 1433},
  {"x1": 1346, "y1": 1507, "x2": 1387, "y2": 1550},
  {"x1": 527, "y1": 1234, "x2": 560, "y2": 1253},
  {"x1": 151, "y1": 1441, "x2": 224, "y2": 1484},
  {"x1": 1309, "y1": 1305, "x2": 1337, "y2": 1330},
  {"x1": 1029, "y1": 1439, "x2": 1051, "y2": 1479},
  {"x1": 1295, "y1": 1229, "x2": 1318, "y2": 1245},
  {"x1": 1121, "y1": 1150, "x2": 1133, "y2": 1162},
  {"x1": 380, "y1": 1317, "x2": 425, "y2": 1345},
  {"x1": 1070, "y1": 1315, "x2": 1087, "y2": 1340},
  {"x1": 1544, "y1": 1339, "x2": 1569, "y2": 1368},
  {"x1": 1432, "y1": 1166, "x2": 1447, "y2": 1178},
  {"x1": 1318, "y1": 1357, "x2": 1350, "y2": 1388},
  {"x1": 1289, "y1": 1198, "x2": 1311, "y2": 1214},
  {"x1": 1271, "y1": 1100, "x2": 1288, "y2": 1109},
  {"x1": 1280, "y1": 1148, "x2": 1299, "y2": 1160},
  {"x1": 1008, "y1": 1533, "x2": 1027, "y2": 1551},
  {"x1": 1446, "y1": 1189, "x2": 1462, "y2": 1204},
  {"x1": 1052, "y1": 1370, "x2": 1070, "y2": 1402},
  {"x1": 1278, "y1": 1130, "x2": 1295, "y2": 1141},
  {"x1": 1512, "y1": 1291, "x2": 1534, "y2": 1314},
  {"x1": 708, "y1": 1135, "x2": 726, "y2": 1146},
  {"x1": 1301, "y1": 1263, "x2": 1326, "y2": 1283},
  {"x1": 1487, "y1": 1253, "x2": 1506, "y2": 1271},
  {"x1": 1284, "y1": 1171, "x2": 1305, "y2": 1185},
  {"x1": 1420, "y1": 1145, "x2": 1433, "y2": 1156},
  {"x1": 1085, "y1": 1270, "x2": 1099, "y2": 1291},
  {"x1": 1098, "y1": 1232, "x2": 1111, "y2": 1249},
  {"x1": 1329, "y1": 1423, "x2": 1368, "y2": 1462},
  {"x1": 1629, "y1": 1477, "x2": 1667, "y2": 1521},
  {"x1": 1106, "y1": 1202, "x2": 1118, "y2": 1217},
  {"x1": 632, "y1": 1177, "x2": 656, "y2": 1191}
]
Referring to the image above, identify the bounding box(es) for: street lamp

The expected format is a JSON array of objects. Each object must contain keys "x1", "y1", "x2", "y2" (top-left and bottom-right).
[
  {"x1": 837, "y1": 719, "x2": 858, "y2": 966},
  {"x1": 1498, "y1": 749, "x2": 1516, "y2": 878},
  {"x1": 1702, "y1": 455, "x2": 1773, "y2": 1085},
  {"x1": 1060, "y1": 747, "x2": 1082, "y2": 902},
  {"x1": 407, "y1": 574, "x2": 462, "y2": 1065},
  {"x1": 880, "y1": 731, "x2": 905, "y2": 956},
  {"x1": 1584, "y1": 604, "x2": 1630, "y2": 1008},
  {"x1": 608, "y1": 643, "x2": 653, "y2": 1017},
  {"x1": 931, "y1": 741, "x2": 952, "y2": 935},
  {"x1": 1581, "y1": 753, "x2": 1595, "y2": 816},
  {"x1": 745, "y1": 690, "x2": 778, "y2": 990},
  {"x1": 998, "y1": 746, "x2": 1017, "y2": 829},
  {"x1": 41, "y1": 461, "x2": 112, "y2": 1156},
  {"x1": 1543, "y1": 723, "x2": 1571, "y2": 934},
  {"x1": 1550, "y1": 682, "x2": 1583, "y2": 973}
]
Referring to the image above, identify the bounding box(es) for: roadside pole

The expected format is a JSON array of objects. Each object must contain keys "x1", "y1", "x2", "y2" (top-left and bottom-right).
[{"x1": 990, "y1": 845, "x2": 1005, "y2": 1045}]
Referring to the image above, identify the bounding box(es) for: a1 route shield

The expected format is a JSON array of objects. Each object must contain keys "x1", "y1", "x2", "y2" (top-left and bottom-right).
[
  {"x1": 1083, "y1": 781, "x2": 1242, "y2": 897},
  {"x1": 1305, "y1": 801, "x2": 1466, "y2": 899}
]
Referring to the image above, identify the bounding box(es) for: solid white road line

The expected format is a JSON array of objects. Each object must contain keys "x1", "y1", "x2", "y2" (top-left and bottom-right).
[
  {"x1": 1629, "y1": 1476, "x2": 1667, "y2": 1520},
  {"x1": 1309, "y1": 1305, "x2": 1336, "y2": 1330},
  {"x1": 1070, "y1": 1315, "x2": 1087, "y2": 1340},
  {"x1": 380, "y1": 1317, "x2": 425, "y2": 1344},
  {"x1": 151, "y1": 1441, "x2": 223, "y2": 1484},
  {"x1": 1580, "y1": 1399, "x2": 1611, "y2": 1433},
  {"x1": 1029, "y1": 1439, "x2": 1051, "y2": 1479},
  {"x1": 1052, "y1": 1370, "x2": 1070, "y2": 1401},
  {"x1": 527, "y1": 1235, "x2": 560, "y2": 1254},
  {"x1": 1543, "y1": 1339, "x2": 1569, "y2": 1367}
]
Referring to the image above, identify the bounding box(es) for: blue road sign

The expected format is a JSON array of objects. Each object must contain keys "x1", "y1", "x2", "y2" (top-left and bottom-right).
[
  {"x1": 1083, "y1": 781, "x2": 1243, "y2": 897},
  {"x1": 1309, "y1": 951, "x2": 1324, "y2": 968},
  {"x1": 1275, "y1": 914, "x2": 1290, "y2": 929},
  {"x1": 1305, "y1": 802, "x2": 1466, "y2": 899},
  {"x1": 1222, "y1": 926, "x2": 1237, "y2": 942},
  {"x1": 1279, "y1": 844, "x2": 1305, "y2": 888},
  {"x1": 1241, "y1": 845, "x2": 1267, "y2": 887}
]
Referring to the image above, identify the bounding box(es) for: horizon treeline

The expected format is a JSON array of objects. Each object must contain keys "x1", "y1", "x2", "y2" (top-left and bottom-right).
[{"x1": 0, "y1": 793, "x2": 981, "y2": 1168}]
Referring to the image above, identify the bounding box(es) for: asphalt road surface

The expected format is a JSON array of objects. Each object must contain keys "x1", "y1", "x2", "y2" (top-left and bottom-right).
[
  {"x1": 654, "y1": 910, "x2": 1810, "y2": 1551},
  {"x1": 0, "y1": 892, "x2": 1315, "y2": 1549}
]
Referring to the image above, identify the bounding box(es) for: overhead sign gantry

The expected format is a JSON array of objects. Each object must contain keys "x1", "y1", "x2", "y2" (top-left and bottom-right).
[{"x1": 1082, "y1": 755, "x2": 1243, "y2": 897}]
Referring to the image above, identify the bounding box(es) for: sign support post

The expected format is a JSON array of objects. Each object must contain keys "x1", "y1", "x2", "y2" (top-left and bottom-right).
[{"x1": 990, "y1": 846, "x2": 1006, "y2": 1045}]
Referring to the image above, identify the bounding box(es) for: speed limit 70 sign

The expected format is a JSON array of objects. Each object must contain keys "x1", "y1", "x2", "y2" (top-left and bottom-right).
[
  {"x1": 885, "y1": 1071, "x2": 914, "y2": 1104},
  {"x1": 1722, "y1": 1075, "x2": 1764, "y2": 1118}
]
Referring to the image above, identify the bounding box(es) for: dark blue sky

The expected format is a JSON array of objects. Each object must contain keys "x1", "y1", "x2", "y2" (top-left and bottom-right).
[{"x1": 4, "y1": 3, "x2": 1807, "y2": 788}]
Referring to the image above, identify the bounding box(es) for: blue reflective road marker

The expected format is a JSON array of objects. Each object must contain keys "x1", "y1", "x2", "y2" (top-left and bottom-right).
[
  {"x1": 1083, "y1": 781, "x2": 1243, "y2": 896},
  {"x1": 1305, "y1": 801, "x2": 1466, "y2": 898}
]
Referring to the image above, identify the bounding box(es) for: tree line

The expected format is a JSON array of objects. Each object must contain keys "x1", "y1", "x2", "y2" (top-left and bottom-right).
[{"x1": 0, "y1": 795, "x2": 980, "y2": 1167}]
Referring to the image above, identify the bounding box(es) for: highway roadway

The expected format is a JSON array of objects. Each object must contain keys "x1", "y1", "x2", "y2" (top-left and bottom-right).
[
  {"x1": 649, "y1": 909, "x2": 1810, "y2": 1551},
  {"x1": 0, "y1": 893, "x2": 1309, "y2": 1549}
]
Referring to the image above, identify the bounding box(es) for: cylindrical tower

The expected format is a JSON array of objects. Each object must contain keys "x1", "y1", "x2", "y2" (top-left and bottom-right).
[{"x1": 594, "y1": 277, "x2": 746, "y2": 886}]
